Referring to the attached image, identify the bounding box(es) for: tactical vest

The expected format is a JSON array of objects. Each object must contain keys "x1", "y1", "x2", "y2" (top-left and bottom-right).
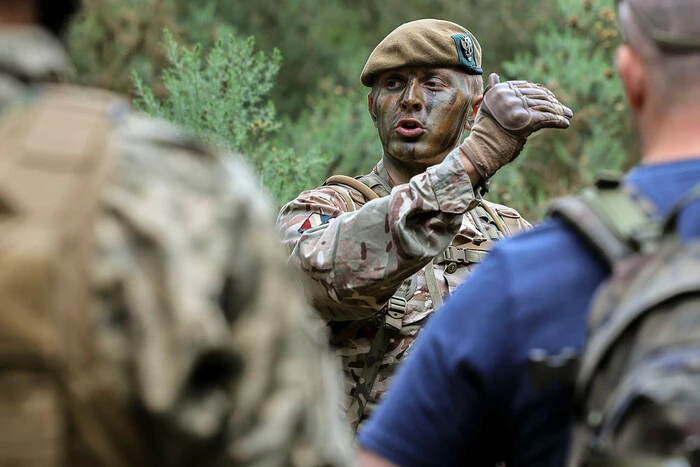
[
  {"x1": 324, "y1": 172, "x2": 515, "y2": 431},
  {"x1": 0, "y1": 86, "x2": 150, "y2": 466},
  {"x1": 548, "y1": 180, "x2": 700, "y2": 467}
]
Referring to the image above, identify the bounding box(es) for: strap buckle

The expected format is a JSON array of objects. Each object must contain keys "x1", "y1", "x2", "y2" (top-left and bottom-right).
[
  {"x1": 376, "y1": 295, "x2": 407, "y2": 332},
  {"x1": 436, "y1": 246, "x2": 468, "y2": 265}
]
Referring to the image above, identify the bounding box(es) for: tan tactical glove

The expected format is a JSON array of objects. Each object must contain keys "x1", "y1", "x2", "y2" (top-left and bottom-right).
[{"x1": 460, "y1": 73, "x2": 573, "y2": 180}]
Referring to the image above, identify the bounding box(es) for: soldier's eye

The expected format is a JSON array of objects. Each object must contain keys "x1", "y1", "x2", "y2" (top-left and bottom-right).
[{"x1": 386, "y1": 79, "x2": 402, "y2": 89}]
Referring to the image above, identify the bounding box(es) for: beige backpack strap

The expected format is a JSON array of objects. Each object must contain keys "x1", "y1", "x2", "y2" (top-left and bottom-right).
[
  {"x1": 325, "y1": 175, "x2": 381, "y2": 203},
  {"x1": 0, "y1": 85, "x2": 143, "y2": 466},
  {"x1": 479, "y1": 201, "x2": 510, "y2": 237},
  {"x1": 423, "y1": 259, "x2": 443, "y2": 311}
]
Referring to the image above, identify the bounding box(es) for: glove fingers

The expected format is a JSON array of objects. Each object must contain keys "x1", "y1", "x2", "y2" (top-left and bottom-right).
[
  {"x1": 560, "y1": 104, "x2": 574, "y2": 119},
  {"x1": 517, "y1": 87, "x2": 559, "y2": 102},
  {"x1": 525, "y1": 98, "x2": 557, "y2": 111},
  {"x1": 531, "y1": 114, "x2": 572, "y2": 131},
  {"x1": 527, "y1": 98, "x2": 574, "y2": 119},
  {"x1": 488, "y1": 73, "x2": 501, "y2": 87}
]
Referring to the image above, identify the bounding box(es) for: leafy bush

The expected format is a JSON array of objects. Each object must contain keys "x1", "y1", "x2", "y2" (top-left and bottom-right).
[
  {"x1": 271, "y1": 79, "x2": 381, "y2": 180},
  {"x1": 67, "y1": 0, "x2": 232, "y2": 97},
  {"x1": 132, "y1": 31, "x2": 332, "y2": 205},
  {"x1": 489, "y1": 0, "x2": 637, "y2": 220}
]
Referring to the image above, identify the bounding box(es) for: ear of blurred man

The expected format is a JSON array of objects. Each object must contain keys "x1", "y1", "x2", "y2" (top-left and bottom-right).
[{"x1": 616, "y1": 44, "x2": 648, "y2": 119}]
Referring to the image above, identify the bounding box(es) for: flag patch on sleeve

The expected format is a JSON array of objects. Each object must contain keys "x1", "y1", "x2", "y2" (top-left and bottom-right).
[{"x1": 298, "y1": 213, "x2": 334, "y2": 233}]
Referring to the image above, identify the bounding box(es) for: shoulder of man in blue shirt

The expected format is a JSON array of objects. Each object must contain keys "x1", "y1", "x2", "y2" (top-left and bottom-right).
[
  {"x1": 357, "y1": 159, "x2": 700, "y2": 467},
  {"x1": 358, "y1": 218, "x2": 606, "y2": 467}
]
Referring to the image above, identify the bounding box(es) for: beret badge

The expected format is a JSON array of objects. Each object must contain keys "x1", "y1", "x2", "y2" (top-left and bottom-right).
[{"x1": 452, "y1": 33, "x2": 483, "y2": 75}]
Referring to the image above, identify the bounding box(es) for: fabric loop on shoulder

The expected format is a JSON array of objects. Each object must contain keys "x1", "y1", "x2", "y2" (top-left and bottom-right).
[{"x1": 325, "y1": 175, "x2": 381, "y2": 202}]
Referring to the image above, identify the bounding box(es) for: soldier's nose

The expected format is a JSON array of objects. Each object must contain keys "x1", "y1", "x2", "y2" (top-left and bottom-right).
[{"x1": 400, "y1": 81, "x2": 423, "y2": 111}]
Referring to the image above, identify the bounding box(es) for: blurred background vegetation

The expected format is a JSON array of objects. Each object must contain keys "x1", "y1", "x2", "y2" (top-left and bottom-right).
[{"x1": 66, "y1": 0, "x2": 637, "y2": 220}]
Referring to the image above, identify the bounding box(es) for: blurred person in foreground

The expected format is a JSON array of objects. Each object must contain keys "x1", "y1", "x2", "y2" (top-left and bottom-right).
[
  {"x1": 357, "y1": 0, "x2": 700, "y2": 466},
  {"x1": 276, "y1": 18, "x2": 572, "y2": 430},
  {"x1": 0, "y1": 1, "x2": 352, "y2": 465}
]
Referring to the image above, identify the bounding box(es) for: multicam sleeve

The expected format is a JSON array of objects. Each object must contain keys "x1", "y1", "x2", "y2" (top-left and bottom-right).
[
  {"x1": 276, "y1": 148, "x2": 479, "y2": 321},
  {"x1": 93, "y1": 116, "x2": 352, "y2": 467}
]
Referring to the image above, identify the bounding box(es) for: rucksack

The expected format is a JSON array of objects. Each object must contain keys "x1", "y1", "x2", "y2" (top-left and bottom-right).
[
  {"x1": 550, "y1": 179, "x2": 700, "y2": 467},
  {"x1": 0, "y1": 85, "x2": 152, "y2": 466}
]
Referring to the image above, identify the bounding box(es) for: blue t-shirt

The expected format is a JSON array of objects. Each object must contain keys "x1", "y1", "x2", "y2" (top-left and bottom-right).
[{"x1": 357, "y1": 159, "x2": 700, "y2": 467}]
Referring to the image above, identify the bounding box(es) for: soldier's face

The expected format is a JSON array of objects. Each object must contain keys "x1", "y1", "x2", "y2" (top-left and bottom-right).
[{"x1": 369, "y1": 67, "x2": 472, "y2": 167}]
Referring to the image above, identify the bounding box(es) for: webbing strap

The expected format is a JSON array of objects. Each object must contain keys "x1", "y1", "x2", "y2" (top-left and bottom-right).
[
  {"x1": 358, "y1": 171, "x2": 392, "y2": 198},
  {"x1": 435, "y1": 243, "x2": 493, "y2": 265},
  {"x1": 550, "y1": 186, "x2": 659, "y2": 266},
  {"x1": 345, "y1": 278, "x2": 412, "y2": 432},
  {"x1": 423, "y1": 259, "x2": 443, "y2": 311},
  {"x1": 480, "y1": 200, "x2": 510, "y2": 237},
  {"x1": 346, "y1": 323, "x2": 389, "y2": 432}
]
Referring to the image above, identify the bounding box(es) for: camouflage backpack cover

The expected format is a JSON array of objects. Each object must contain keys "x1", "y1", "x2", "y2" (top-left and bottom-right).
[
  {"x1": 0, "y1": 86, "x2": 155, "y2": 466},
  {"x1": 550, "y1": 179, "x2": 700, "y2": 467}
]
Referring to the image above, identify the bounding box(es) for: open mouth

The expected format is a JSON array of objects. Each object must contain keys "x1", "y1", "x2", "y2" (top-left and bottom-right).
[{"x1": 395, "y1": 119, "x2": 425, "y2": 138}]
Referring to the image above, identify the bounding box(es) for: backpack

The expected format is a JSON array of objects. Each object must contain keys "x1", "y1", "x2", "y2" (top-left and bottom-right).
[
  {"x1": 0, "y1": 85, "x2": 151, "y2": 466},
  {"x1": 550, "y1": 179, "x2": 700, "y2": 467}
]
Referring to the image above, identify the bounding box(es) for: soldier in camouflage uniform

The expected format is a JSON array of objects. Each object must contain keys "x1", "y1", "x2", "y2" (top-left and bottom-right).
[
  {"x1": 276, "y1": 19, "x2": 573, "y2": 428},
  {"x1": 0, "y1": 1, "x2": 352, "y2": 466}
]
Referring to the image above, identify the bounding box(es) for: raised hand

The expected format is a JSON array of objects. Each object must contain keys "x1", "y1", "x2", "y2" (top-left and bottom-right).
[{"x1": 460, "y1": 73, "x2": 573, "y2": 180}]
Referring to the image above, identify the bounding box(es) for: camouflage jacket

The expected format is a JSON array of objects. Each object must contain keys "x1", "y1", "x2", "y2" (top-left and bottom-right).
[
  {"x1": 0, "y1": 27, "x2": 352, "y2": 467},
  {"x1": 277, "y1": 148, "x2": 531, "y2": 418}
]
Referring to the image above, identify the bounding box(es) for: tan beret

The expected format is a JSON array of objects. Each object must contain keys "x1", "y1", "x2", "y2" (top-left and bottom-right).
[{"x1": 360, "y1": 19, "x2": 483, "y2": 87}]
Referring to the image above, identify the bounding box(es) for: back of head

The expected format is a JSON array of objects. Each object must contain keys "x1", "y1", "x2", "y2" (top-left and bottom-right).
[{"x1": 618, "y1": 0, "x2": 700, "y2": 103}]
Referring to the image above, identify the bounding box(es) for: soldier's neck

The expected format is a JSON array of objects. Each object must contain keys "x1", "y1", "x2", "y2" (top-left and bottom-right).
[
  {"x1": 381, "y1": 153, "x2": 442, "y2": 186},
  {"x1": 641, "y1": 102, "x2": 700, "y2": 165}
]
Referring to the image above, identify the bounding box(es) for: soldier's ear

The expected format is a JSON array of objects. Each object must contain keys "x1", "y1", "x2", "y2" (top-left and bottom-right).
[
  {"x1": 617, "y1": 44, "x2": 647, "y2": 115},
  {"x1": 367, "y1": 93, "x2": 378, "y2": 128},
  {"x1": 465, "y1": 95, "x2": 483, "y2": 131}
]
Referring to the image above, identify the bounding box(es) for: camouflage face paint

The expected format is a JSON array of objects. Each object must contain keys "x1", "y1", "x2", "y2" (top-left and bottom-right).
[{"x1": 371, "y1": 66, "x2": 472, "y2": 169}]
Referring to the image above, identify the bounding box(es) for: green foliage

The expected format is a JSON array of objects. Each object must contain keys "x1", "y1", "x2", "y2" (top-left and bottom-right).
[
  {"x1": 66, "y1": 0, "x2": 232, "y2": 97},
  {"x1": 133, "y1": 31, "x2": 280, "y2": 153},
  {"x1": 132, "y1": 31, "x2": 332, "y2": 205},
  {"x1": 67, "y1": 0, "x2": 638, "y2": 219},
  {"x1": 491, "y1": 0, "x2": 637, "y2": 219},
  {"x1": 271, "y1": 81, "x2": 381, "y2": 180}
]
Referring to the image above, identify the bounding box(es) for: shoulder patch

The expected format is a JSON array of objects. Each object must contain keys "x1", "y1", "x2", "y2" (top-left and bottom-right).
[{"x1": 298, "y1": 213, "x2": 334, "y2": 233}]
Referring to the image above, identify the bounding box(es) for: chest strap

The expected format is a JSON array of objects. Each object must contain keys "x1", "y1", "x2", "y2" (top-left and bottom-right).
[
  {"x1": 345, "y1": 276, "x2": 415, "y2": 432},
  {"x1": 435, "y1": 241, "x2": 495, "y2": 267}
]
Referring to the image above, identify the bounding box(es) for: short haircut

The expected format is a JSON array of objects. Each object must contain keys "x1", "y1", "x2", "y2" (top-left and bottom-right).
[{"x1": 619, "y1": 0, "x2": 700, "y2": 105}]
